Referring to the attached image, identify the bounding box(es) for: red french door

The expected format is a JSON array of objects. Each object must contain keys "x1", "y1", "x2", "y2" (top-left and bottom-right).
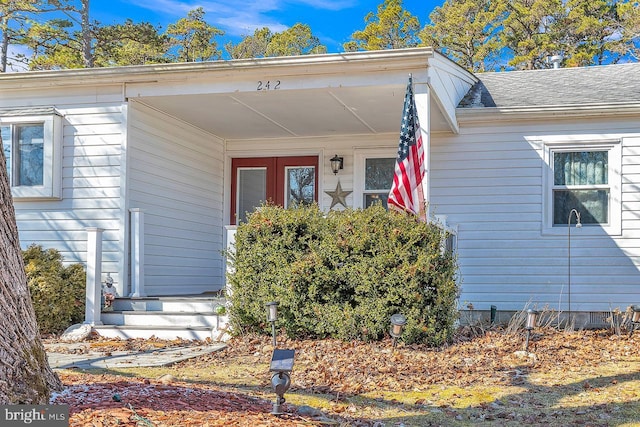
[{"x1": 230, "y1": 156, "x2": 318, "y2": 224}]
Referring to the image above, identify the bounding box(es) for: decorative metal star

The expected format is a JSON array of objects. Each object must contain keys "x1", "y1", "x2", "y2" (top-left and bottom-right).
[{"x1": 325, "y1": 180, "x2": 352, "y2": 209}]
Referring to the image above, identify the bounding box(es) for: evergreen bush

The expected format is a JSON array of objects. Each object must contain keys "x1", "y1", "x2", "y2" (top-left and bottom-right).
[
  {"x1": 226, "y1": 204, "x2": 459, "y2": 346},
  {"x1": 23, "y1": 244, "x2": 86, "y2": 335}
]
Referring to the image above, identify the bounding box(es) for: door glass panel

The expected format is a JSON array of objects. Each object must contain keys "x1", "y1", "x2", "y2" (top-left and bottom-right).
[
  {"x1": 237, "y1": 168, "x2": 266, "y2": 223},
  {"x1": 285, "y1": 166, "x2": 315, "y2": 208}
]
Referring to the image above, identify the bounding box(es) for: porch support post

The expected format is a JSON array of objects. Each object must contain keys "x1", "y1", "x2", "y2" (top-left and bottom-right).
[
  {"x1": 130, "y1": 208, "x2": 145, "y2": 297},
  {"x1": 224, "y1": 225, "x2": 237, "y2": 297},
  {"x1": 415, "y1": 79, "x2": 430, "y2": 220},
  {"x1": 84, "y1": 227, "x2": 104, "y2": 325}
]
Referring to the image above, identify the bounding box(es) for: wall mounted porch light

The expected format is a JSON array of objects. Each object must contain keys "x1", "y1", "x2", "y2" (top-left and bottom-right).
[
  {"x1": 266, "y1": 301, "x2": 278, "y2": 347},
  {"x1": 524, "y1": 309, "x2": 539, "y2": 352},
  {"x1": 390, "y1": 313, "x2": 407, "y2": 348},
  {"x1": 629, "y1": 305, "x2": 640, "y2": 336},
  {"x1": 330, "y1": 154, "x2": 343, "y2": 175}
]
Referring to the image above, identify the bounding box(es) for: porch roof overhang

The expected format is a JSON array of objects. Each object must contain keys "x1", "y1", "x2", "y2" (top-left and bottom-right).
[{"x1": 0, "y1": 48, "x2": 477, "y2": 140}]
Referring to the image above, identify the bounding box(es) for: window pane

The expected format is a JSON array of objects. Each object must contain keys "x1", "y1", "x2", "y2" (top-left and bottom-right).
[
  {"x1": 365, "y1": 158, "x2": 395, "y2": 190},
  {"x1": 553, "y1": 189, "x2": 609, "y2": 225},
  {"x1": 286, "y1": 166, "x2": 315, "y2": 208},
  {"x1": 238, "y1": 168, "x2": 266, "y2": 223},
  {"x1": 16, "y1": 124, "x2": 44, "y2": 186},
  {"x1": 554, "y1": 151, "x2": 607, "y2": 185},
  {"x1": 1, "y1": 126, "x2": 10, "y2": 181},
  {"x1": 364, "y1": 193, "x2": 389, "y2": 209}
]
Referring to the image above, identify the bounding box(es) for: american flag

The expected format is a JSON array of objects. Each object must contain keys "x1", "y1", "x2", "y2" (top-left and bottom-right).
[{"x1": 388, "y1": 75, "x2": 426, "y2": 220}]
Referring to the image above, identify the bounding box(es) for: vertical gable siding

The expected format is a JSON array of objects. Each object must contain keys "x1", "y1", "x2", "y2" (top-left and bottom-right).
[
  {"x1": 128, "y1": 102, "x2": 224, "y2": 296},
  {"x1": 431, "y1": 117, "x2": 640, "y2": 312},
  {"x1": 14, "y1": 104, "x2": 124, "y2": 280}
]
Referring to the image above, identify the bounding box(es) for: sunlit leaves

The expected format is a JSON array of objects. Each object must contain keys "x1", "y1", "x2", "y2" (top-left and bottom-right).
[
  {"x1": 165, "y1": 7, "x2": 223, "y2": 62},
  {"x1": 344, "y1": 0, "x2": 421, "y2": 51}
]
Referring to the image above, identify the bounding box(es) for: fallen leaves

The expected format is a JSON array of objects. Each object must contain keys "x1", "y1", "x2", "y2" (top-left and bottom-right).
[{"x1": 48, "y1": 327, "x2": 640, "y2": 426}]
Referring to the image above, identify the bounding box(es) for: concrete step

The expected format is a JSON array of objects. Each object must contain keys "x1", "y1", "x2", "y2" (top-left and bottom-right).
[
  {"x1": 93, "y1": 324, "x2": 230, "y2": 341},
  {"x1": 101, "y1": 311, "x2": 228, "y2": 328},
  {"x1": 112, "y1": 297, "x2": 226, "y2": 313},
  {"x1": 96, "y1": 295, "x2": 230, "y2": 341}
]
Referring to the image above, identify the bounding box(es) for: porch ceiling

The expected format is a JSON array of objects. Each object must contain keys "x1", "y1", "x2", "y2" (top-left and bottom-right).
[{"x1": 136, "y1": 84, "x2": 452, "y2": 141}]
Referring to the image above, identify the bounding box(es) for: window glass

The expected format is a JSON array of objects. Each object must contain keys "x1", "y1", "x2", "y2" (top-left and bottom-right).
[
  {"x1": 1, "y1": 125, "x2": 10, "y2": 179},
  {"x1": 553, "y1": 189, "x2": 608, "y2": 224},
  {"x1": 553, "y1": 151, "x2": 609, "y2": 226},
  {"x1": 364, "y1": 158, "x2": 394, "y2": 208},
  {"x1": 286, "y1": 166, "x2": 315, "y2": 208},
  {"x1": 554, "y1": 151, "x2": 607, "y2": 186},
  {"x1": 17, "y1": 124, "x2": 44, "y2": 186}
]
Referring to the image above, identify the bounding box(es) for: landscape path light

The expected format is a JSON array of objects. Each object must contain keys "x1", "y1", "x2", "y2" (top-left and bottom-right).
[
  {"x1": 266, "y1": 301, "x2": 278, "y2": 347},
  {"x1": 629, "y1": 305, "x2": 640, "y2": 337},
  {"x1": 524, "y1": 309, "x2": 539, "y2": 352},
  {"x1": 390, "y1": 313, "x2": 407, "y2": 348},
  {"x1": 269, "y1": 348, "x2": 295, "y2": 415}
]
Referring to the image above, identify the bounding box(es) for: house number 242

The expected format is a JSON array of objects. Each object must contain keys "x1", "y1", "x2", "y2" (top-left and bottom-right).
[{"x1": 257, "y1": 80, "x2": 281, "y2": 90}]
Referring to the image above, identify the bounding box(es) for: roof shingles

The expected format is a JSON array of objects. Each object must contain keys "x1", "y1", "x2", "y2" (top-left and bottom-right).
[{"x1": 458, "y1": 62, "x2": 640, "y2": 108}]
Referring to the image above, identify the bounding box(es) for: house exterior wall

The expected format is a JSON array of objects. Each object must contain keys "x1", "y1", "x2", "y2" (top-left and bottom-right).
[
  {"x1": 431, "y1": 114, "x2": 640, "y2": 313},
  {"x1": 225, "y1": 133, "x2": 402, "y2": 220},
  {"x1": 0, "y1": 86, "x2": 125, "y2": 284},
  {"x1": 127, "y1": 101, "x2": 225, "y2": 296}
]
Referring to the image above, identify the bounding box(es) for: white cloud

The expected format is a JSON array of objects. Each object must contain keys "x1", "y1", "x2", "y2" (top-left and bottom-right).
[{"x1": 125, "y1": 0, "x2": 353, "y2": 37}]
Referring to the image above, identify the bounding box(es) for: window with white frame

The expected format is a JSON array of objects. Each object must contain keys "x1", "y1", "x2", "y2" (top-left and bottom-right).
[
  {"x1": 363, "y1": 157, "x2": 395, "y2": 208},
  {"x1": 354, "y1": 149, "x2": 396, "y2": 209},
  {"x1": 543, "y1": 138, "x2": 621, "y2": 234},
  {"x1": 0, "y1": 113, "x2": 62, "y2": 199}
]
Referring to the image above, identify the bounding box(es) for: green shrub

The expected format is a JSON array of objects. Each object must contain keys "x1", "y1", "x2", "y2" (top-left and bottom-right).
[
  {"x1": 23, "y1": 244, "x2": 86, "y2": 335},
  {"x1": 226, "y1": 204, "x2": 459, "y2": 346}
]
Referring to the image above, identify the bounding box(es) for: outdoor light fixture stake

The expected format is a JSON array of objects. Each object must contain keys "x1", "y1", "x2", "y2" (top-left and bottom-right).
[
  {"x1": 266, "y1": 302, "x2": 278, "y2": 347},
  {"x1": 269, "y1": 349, "x2": 295, "y2": 415},
  {"x1": 567, "y1": 209, "x2": 582, "y2": 317},
  {"x1": 630, "y1": 305, "x2": 640, "y2": 337},
  {"x1": 390, "y1": 313, "x2": 407, "y2": 348},
  {"x1": 330, "y1": 154, "x2": 343, "y2": 175},
  {"x1": 524, "y1": 309, "x2": 539, "y2": 352}
]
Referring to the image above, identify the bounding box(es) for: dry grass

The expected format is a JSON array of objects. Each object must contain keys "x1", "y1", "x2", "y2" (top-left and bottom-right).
[{"x1": 54, "y1": 327, "x2": 640, "y2": 426}]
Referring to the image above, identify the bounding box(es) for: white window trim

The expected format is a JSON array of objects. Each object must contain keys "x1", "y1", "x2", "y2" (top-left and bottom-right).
[
  {"x1": 0, "y1": 114, "x2": 62, "y2": 200},
  {"x1": 353, "y1": 147, "x2": 396, "y2": 209},
  {"x1": 540, "y1": 137, "x2": 621, "y2": 236}
]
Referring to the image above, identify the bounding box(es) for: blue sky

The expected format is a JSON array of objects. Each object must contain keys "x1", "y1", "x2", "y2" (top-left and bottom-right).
[{"x1": 91, "y1": 0, "x2": 444, "y2": 54}]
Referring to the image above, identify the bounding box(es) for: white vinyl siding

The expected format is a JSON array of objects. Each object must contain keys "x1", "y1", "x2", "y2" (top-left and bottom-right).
[
  {"x1": 432, "y1": 117, "x2": 639, "y2": 313},
  {"x1": 128, "y1": 102, "x2": 224, "y2": 296},
  {"x1": 11, "y1": 104, "x2": 125, "y2": 281}
]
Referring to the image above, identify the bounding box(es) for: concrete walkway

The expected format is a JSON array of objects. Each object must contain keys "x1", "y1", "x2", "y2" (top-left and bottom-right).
[{"x1": 45, "y1": 342, "x2": 226, "y2": 370}]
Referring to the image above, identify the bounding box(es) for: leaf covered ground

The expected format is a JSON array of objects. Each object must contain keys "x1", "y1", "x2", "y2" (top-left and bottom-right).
[{"x1": 50, "y1": 327, "x2": 640, "y2": 426}]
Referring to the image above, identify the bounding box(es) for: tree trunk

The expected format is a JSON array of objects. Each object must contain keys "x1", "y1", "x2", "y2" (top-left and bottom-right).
[
  {"x1": 0, "y1": 134, "x2": 62, "y2": 403},
  {"x1": 81, "y1": 0, "x2": 93, "y2": 67},
  {"x1": 1, "y1": 15, "x2": 8, "y2": 73}
]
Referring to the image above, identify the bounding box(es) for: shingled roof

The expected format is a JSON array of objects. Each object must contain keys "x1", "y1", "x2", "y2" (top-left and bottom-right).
[{"x1": 458, "y1": 62, "x2": 640, "y2": 109}]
